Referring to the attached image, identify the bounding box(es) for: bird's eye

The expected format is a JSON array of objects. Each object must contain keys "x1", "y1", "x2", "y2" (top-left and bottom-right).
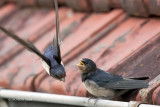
[{"x1": 82, "y1": 61, "x2": 87, "y2": 65}]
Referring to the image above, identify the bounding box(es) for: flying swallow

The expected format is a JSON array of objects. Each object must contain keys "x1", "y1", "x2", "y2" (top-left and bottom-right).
[{"x1": 0, "y1": 0, "x2": 66, "y2": 82}]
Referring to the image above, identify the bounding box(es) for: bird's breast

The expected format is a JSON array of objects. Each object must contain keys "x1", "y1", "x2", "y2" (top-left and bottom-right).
[
  {"x1": 83, "y1": 80, "x2": 115, "y2": 99},
  {"x1": 42, "y1": 60, "x2": 50, "y2": 75}
]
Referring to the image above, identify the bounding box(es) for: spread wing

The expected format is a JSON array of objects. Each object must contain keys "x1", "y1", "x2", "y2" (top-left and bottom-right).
[
  {"x1": 89, "y1": 69, "x2": 148, "y2": 89},
  {"x1": 52, "y1": 0, "x2": 61, "y2": 64},
  {"x1": 0, "y1": 27, "x2": 50, "y2": 66}
]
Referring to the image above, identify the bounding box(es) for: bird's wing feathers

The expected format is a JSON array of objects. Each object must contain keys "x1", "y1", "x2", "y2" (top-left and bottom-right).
[
  {"x1": 102, "y1": 79, "x2": 148, "y2": 89},
  {"x1": 0, "y1": 27, "x2": 50, "y2": 66},
  {"x1": 89, "y1": 69, "x2": 148, "y2": 89},
  {"x1": 52, "y1": 0, "x2": 61, "y2": 64},
  {"x1": 128, "y1": 77, "x2": 149, "y2": 80}
]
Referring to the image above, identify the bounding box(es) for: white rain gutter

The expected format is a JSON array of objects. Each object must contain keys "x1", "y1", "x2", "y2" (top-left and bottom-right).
[{"x1": 0, "y1": 89, "x2": 159, "y2": 107}]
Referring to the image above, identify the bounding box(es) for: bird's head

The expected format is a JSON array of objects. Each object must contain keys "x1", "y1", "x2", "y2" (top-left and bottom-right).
[
  {"x1": 50, "y1": 65, "x2": 66, "y2": 82},
  {"x1": 76, "y1": 58, "x2": 97, "y2": 73}
]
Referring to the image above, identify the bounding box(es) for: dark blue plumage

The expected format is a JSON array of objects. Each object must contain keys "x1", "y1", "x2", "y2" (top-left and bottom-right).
[
  {"x1": 77, "y1": 58, "x2": 149, "y2": 99},
  {"x1": 43, "y1": 45, "x2": 65, "y2": 81},
  {"x1": 42, "y1": 0, "x2": 66, "y2": 81},
  {"x1": 84, "y1": 69, "x2": 148, "y2": 89}
]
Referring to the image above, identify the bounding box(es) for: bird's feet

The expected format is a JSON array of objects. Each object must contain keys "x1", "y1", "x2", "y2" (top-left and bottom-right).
[
  {"x1": 93, "y1": 98, "x2": 100, "y2": 105},
  {"x1": 87, "y1": 97, "x2": 94, "y2": 103},
  {"x1": 87, "y1": 97, "x2": 100, "y2": 106}
]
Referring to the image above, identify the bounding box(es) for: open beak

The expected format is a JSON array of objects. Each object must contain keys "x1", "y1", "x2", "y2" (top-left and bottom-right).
[
  {"x1": 60, "y1": 77, "x2": 65, "y2": 82},
  {"x1": 76, "y1": 60, "x2": 86, "y2": 72},
  {"x1": 76, "y1": 61, "x2": 84, "y2": 67}
]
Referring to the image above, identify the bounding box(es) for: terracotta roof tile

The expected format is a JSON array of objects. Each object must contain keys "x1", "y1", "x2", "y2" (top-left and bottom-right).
[
  {"x1": 62, "y1": 10, "x2": 123, "y2": 62},
  {"x1": 0, "y1": 4, "x2": 17, "y2": 23},
  {"x1": 0, "y1": 8, "x2": 69, "y2": 66},
  {"x1": 0, "y1": 3, "x2": 160, "y2": 104},
  {"x1": 4, "y1": 0, "x2": 160, "y2": 17}
]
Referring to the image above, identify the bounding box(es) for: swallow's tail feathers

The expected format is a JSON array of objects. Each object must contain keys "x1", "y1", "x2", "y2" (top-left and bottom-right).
[
  {"x1": 52, "y1": 0, "x2": 61, "y2": 63},
  {"x1": 128, "y1": 77, "x2": 149, "y2": 80},
  {"x1": 0, "y1": 27, "x2": 50, "y2": 66},
  {"x1": 54, "y1": 0, "x2": 61, "y2": 46}
]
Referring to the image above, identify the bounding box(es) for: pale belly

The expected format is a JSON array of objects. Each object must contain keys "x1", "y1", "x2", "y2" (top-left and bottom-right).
[
  {"x1": 83, "y1": 80, "x2": 115, "y2": 99},
  {"x1": 41, "y1": 60, "x2": 50, "y2": 75}
]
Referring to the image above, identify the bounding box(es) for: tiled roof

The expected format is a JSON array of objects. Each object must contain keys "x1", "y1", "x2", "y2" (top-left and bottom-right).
[
  {"x1": 1, "y1": 0, "x2": 160, "y2": 17},
  {"x1": 0, "y1": 3, "x2": 160, "y2": 105}
]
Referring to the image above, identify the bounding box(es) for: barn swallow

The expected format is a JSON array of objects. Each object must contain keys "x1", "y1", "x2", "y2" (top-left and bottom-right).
[
  {"x1": 76, "y1": 58, "x2": 149, "y2": 99},
  {"x1": 0, "y1": 0, "x2": 66, "y2": 82}
]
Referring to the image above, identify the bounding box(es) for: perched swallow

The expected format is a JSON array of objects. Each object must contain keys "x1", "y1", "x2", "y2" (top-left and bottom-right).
[
  {"x1": 0, "y1": 0, "x2": 66, "y2": 82},
  {"x1": 76, "y1": 58, "x2": 148, "y2": 99}
]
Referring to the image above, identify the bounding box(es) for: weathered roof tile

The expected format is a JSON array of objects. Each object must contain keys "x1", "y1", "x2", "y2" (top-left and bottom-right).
[{"x1": 0, "y1": 3, "x2": 160, "y2": 104}]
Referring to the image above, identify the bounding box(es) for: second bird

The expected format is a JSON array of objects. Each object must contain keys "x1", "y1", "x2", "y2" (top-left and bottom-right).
[
  {"x1": 77, "y1": 58, "x2": 148, "y2": 99},
  {"x1": 0, "y1": 0, "x2": 66, "y2": 82}
]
